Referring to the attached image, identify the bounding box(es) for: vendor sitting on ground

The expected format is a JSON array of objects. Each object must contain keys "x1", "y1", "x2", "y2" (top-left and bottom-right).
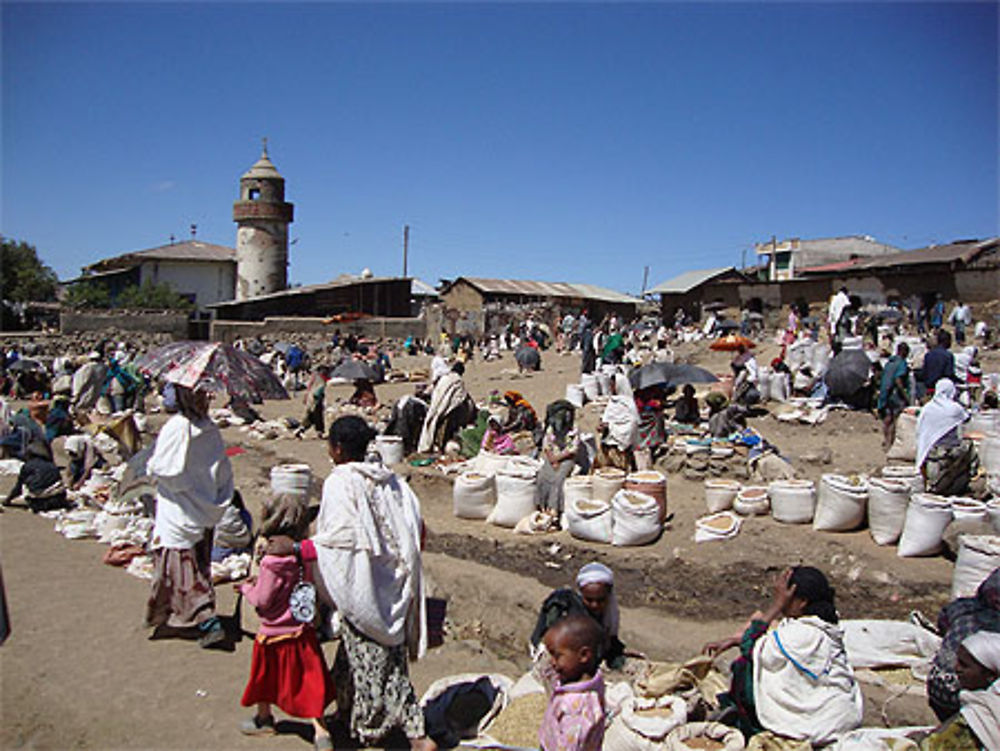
[
  {"x1": 534, "y1": 400, "x2": 587, "y2": 516},
  {"x1": 480, "y1": 414, "x2": 516, "y2": 455},
  {"x1": 4, "y1": 441, "x2": 71, "y2": 513},
  {"x1": 502, "y1": 391, "x2": 538, "y2": 435},
  {"x1": 530, "y1": 562, "x2": 633, "y2": 669},
  {"x1": 634, "y1": 384, "x2": 666, "y2": 470},
  {"x1": 916, "y1": 379, "x2": 975, "y2": 496},
  {"x1": 673, "y1": 383, "x2": 700, "y2": 425},
  {"x1": 64, "y1": 434, "x2": 106, "y2": 490},
  {"x1": 348, "y1": 378, "x2": 379, "y2": 409}
]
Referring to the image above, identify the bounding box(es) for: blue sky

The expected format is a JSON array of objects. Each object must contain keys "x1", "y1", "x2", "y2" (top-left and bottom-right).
[{"x1": 3, "y1": 2, "x2": 997, "y2": 295}]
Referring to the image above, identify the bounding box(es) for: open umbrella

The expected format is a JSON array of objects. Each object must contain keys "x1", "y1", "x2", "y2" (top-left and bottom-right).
[
  {"x1": 823, "y1": 349, "x2": 872, "y2": 398},
  {"x1": 330, "y1": 358, "x2": 378, "y2": 382},
  {"x1": 7, "y1": 358, "x2": 44, "y2": 372},
  {"x1": 709, "y1": 335, "x2": 755, "y2": 352},
  {"x1": 702, "y1": 301, "x2": 729, "y2": 312},
  {"x1": 630, "y1": 362, "x2": 718, "y2": 390},
  {"x1": 515, "y1": 344, "x2": 541, "y2": 371},
  {"x1": 137, "y1": 341, "x2": 288, "y2": 401},
  {"x1": 716, "y1": 319, "x2": 741, "y2": 332}
]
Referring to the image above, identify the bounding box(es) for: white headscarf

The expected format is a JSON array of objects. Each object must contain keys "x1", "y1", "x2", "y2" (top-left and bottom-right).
[
  {"x1": 576, "y1": 562, "x2": 619, "y2": 638},
  {"x1": 915, "y1": 379, "x2": 967, "y2": 469},
  {"x1": 962, "y1": 630, "x2": 1000, "y2": 674}
]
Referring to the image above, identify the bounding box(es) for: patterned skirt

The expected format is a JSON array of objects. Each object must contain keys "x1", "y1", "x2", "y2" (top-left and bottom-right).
[
  {"x1": 332, "y1": 618, "x2": 425, "y2": 744},
  {"x1": 241, "y1": 627, "x2": 335, "y2": 719},
  {"x1": 144, "y1": 535, "x2": 216, "y2": 629}
]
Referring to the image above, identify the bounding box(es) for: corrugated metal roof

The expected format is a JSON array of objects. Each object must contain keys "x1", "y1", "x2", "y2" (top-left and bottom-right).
[
  {"x1": 411, "y1": 278, "x2": 439, "y2": 297},
  {"x1": 456, "y1": 277, "x2": 640, "y2": 304},
  {"x1": 85, "y1": 240, "x2": 236, "y2": 272},
  {"x1": 646, "y1": 267, "x2": 736, "y2": 295},
  {"x1": 209, "y1": 275, "x2": 408, "y2": 308},
  {"x1": 850, "y1": 239, "x2": 997, "y2": 270}
]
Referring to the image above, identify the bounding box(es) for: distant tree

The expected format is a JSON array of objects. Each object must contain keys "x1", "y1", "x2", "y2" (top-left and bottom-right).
[
  {"x1": 64, "y1": 280, "x2": 112, "y2": 308},
  {"x1": 115, "y1": 279, "x2": 193, "y2": 310},
  {"x1": 1, "y1": 237, "x2": 58, "y2": 302}
]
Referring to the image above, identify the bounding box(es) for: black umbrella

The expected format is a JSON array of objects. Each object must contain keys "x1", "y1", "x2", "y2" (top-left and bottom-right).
[
  {"x1": 330, "y1": 358, "x2": 377, "y2": 381},
  {"x1": 702, "y1": 301, "x2": 728, "y2": 312},
  {"x1": 716, "y1": 320, "x2": 741, "y2": 332},
  {"x1": 515, "y1": 345, "x2": 541, "y2": 371},
  {"x1": 272, "y1": 341, "x2": 293, "y2": 355},
  {"x1": 7, "y1": 358, "x2": 44, "y2": 372},
  {"x1": 824, "y1": 349, "x2": 872, "y2": 398},
  {"x1": 875, "y1": 308, "x2": 904, "y2": 321},
  {"x1": 630, "y1": 362, "x2": 718, "y2": 390}
]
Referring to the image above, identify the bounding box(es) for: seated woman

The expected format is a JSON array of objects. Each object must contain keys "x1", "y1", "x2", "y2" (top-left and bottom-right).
[
  {"x1": 45, "y1": 395, "x2": 75, "y2": 443},
  {"x1": 64, "y1": 434, "x2": 106, "y2": 490},
  {"x1": 702, "y1": 566, "x2": 862, "y2": 745},
  {"x1": 916, "y1": 379, "x2": 976, "y2": 496},
  {"x1": 597, "y1": 383, "x2": 639, "y2": 472},
  {"x1": 348, "y1": 378, "x2": 379, "y2": 409},
  {"x1": 530, "y1": 562, "x2": 631, "y2": 669},
  {"x1": 535, "y1": 400, "x2": 586, "y2": 516},
  {"x1": 918, "y1": 631, "x2": 1000, "y2": 750},
  {"x1": 480, "y1": 414, "x2": 516, "y2": 455},
  {"x1": 673, "y1": 384, "x2": 700, "y2": 425},
  {"x1": 926, "y1": 568, "x2": 1000, "y2": 721},
  {"x1": 4, "y1": 441, "x2": 71, "y2": 513},
  {"x1": 418, "y1": 362, "x2": 476, "y2": 453},
  {"x1": 502, "y1": 391, "x2": 538, "y2": 434}
]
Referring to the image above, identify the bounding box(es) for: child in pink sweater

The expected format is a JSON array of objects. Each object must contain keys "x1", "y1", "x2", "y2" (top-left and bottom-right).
[
  {"x1": 539, "y1": 614, "x2": 606, "y2": 751},
  {"x1": 239, "y1": 495, "x2": 334, "y2": 750}
]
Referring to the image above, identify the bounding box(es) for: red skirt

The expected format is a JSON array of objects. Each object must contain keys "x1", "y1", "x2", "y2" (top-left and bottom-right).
[{"x1": 241, "y1": 627, "x2": 335, "y2": 719}]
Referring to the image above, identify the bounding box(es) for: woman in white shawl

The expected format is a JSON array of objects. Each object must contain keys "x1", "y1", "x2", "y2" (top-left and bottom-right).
[
  {"x1": 598, "y1": 374, "x2": 639, "y2": 472},
  {"x1": 272, "y1": 415, "x2": 436, "y2": 750},
  {"x1": 417, "y1": 361, "x2": 475, "y2": 454},
  {"x1": 916, "y1": 379, "x2": 976, "y2": 496},
  {"x1": 145, "y1": 384, "x2": 233, "y2": 648}
]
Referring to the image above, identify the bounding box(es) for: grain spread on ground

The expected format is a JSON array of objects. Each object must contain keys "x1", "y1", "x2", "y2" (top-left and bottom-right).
[
  {"x1": 682, "y1": 738, "x2": 725, "y2": 750},
  {"x1": 485, "y1": 692, "x2": 547, "y2": 747}
]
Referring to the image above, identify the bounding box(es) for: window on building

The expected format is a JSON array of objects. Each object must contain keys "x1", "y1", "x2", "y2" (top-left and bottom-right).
[{"x1": 248, "y1": 188, "x2": 260, "y2": 201}]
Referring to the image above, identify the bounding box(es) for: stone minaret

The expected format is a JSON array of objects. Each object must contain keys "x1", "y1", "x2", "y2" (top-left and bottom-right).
[{"x1": 233, "y1": 140, "x2": 294, "y2": 300}]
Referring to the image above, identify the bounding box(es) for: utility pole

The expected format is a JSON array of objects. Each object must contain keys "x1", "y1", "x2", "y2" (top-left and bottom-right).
[
  {"x1": 641, "y1": 265, "x2": 649, "y2": 295},
  {"x1": 402, "y1": 224, "x2": 409, "y2": 278}
]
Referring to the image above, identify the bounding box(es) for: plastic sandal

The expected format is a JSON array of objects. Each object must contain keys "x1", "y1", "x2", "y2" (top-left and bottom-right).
[{"x1": 240, "y1": 715, "x2": 276, "y2": 736}]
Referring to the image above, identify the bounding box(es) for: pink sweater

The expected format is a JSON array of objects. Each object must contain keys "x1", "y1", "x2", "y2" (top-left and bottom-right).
[
  {"x1": 239, "y1": 554, "x2": 304, "y2": 636},
  {"x1": 539, "y1": 670, "x2": 606, "y2": 751}
]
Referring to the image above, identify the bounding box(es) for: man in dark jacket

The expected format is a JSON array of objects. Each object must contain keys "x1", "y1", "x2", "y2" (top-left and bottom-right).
[{"x1": 920, "y1": 330, "x2": 955, "y2": 400}]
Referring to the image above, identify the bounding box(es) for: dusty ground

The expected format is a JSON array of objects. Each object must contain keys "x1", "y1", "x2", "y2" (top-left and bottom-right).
[{"x1": 3, "y1": 340, "x2": 997, "y2": 749}]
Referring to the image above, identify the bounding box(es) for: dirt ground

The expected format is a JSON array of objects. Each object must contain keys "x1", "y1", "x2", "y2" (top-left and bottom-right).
[{"x1": 3, "y1": 340, "x2": 997, "y2": 749}]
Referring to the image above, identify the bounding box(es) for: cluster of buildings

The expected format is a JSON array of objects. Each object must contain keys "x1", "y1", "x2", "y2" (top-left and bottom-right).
[{"x1": 63, "y1": 144, "x2": 999, "y2": 341}]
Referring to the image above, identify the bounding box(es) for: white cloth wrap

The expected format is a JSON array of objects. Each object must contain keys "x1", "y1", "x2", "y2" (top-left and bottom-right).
[
  {"x1": 602, "y1": 395, "x2": 639, "y2": 450},
  {"x1": 312, "y1": 462, "x2": 427, "y2": 659},
  {"x1": 148, "y1": 414, "x2": 232, "y2": 549},
  {"x1": 960, "y1": 679, "x2": 1000, "y2": 751},
  {"x1": 915, "y1": 379, "x2": 967, "y2": 469},
  {"x1": 418, "y1": 371, "x2": 469, "y2": 453},
  {"x1": 753, "y1": 616, "x2": 864, "y2": 746}
]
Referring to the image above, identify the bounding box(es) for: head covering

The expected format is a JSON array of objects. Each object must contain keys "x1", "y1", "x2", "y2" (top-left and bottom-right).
[
  {"x1": 962, "y1": 631, "x2": 1000, "y2": 675},
  {"x1": 915, "y1": 379, "x2": 968, "y2": 469},
  {"x1": 576, "y1": 562, "x2": 619, "y2": 638},
  {"x1": 175, "y1": 385, "x2": 209, "y2": 421},
  {"x1": 64, "y1": 434, "x2": 88, "y2": 457},
  {"x1": 258, "y1": 493, "x2": 310, "y2": 540},
  {"x1": 545, "y1": 399, "x2": 576, "y2": 441},
  {"x1": 431, "y1": 355, "x2": 450, "y2": 384},
  {"x1": 789, "y1": 566, "x2": 839, "y2": 624},
  {"x1": 27, "y1": 395, "x2": 49, "y2": 422}
]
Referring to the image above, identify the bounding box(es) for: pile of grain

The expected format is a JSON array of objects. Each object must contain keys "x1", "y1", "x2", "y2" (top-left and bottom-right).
[{"x1": 485, "y1": 692, "x2": 547, "y2": 747}]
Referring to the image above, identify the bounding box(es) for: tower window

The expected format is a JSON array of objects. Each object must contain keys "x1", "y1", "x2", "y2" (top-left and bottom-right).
[{"x1": 248, "y1": 188, "x2": 260, "y2": 201}]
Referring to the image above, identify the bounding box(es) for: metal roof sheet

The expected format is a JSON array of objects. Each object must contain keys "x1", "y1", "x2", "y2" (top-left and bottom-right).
[
  {"x1": 646, "y1": 266, "x2": 736, "y2": 295},
  {"x1": 85, "y1": 241, "x2": 236, "y2": 272},
  {"x1": 209, "y1": 275, "x2": 409, "y2": 307},
  {"x1": 457, "y1": 277, "x2": 641, "y2": 304},
  {"x1": 850, "y1": 239, "x2": 997, "y2": 270}
]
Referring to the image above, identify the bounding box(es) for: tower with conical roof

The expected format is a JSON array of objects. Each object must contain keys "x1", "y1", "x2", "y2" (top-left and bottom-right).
[{"x1": 233, "y1": 140, "x2": 294, "y2": 300}]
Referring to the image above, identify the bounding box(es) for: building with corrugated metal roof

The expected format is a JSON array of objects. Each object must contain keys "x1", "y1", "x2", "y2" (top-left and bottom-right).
[
  {"x1": 69, "y1": 239, "x2": 236, "y2": 310},
  {"x1": 646, "y1": 266, "x2": 751, "y2": 321}
]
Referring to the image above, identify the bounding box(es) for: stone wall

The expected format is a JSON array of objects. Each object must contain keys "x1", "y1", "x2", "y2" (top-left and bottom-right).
[
  {"x1": 211, "y1": 316, "x2": 426, "y2": 344},
  {"x1": 60, "y1": 309, "x2": 190, "y2": 337}
]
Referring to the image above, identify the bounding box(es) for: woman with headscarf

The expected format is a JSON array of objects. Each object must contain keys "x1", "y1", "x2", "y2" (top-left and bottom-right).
[
  {"x1": 3, "y1": 441, "x2": 70, "y2": 513},
  {"x1": 916, "y1": 379, "x2": 976, "y2": 496},
  {"x1": 269, "y1": 415, "x2": 436, "y2": 750},
  {"x1": 597, "y1": 375, "x2": 639, "y2": 472},
  {"x1": 64, "y1": 434, "x2": 106, "y2": 490},
  {"x1": 633, "y1": 384, "x2": 666, "y2": 470},
  {"x1": 530, "y1": 562, "x2": 629, "y2": 669},
  {"x1": 418, "y1": 362, "x2": 476, "y2": 453},
  {"x1": 535, "y1": 400, "x2": 585, "y2": 517},
  {"x1": 918, "y1": 630, "x2": 1000, "y2": 750},
  {"x1": 145, "y1": 384, "x2": 233, "y2": 648},
  {"x1": 926, "y1": 567, "x2": 1000, "y2": 721},
  {"x1": 702, "y1": 566, "x2": 863, "y2": 744},
  {"x1": 502, "y1": 391, "x2": 538, "y2": 434}
]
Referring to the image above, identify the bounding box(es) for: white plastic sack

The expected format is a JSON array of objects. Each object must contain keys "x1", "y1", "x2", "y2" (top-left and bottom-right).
[
  {"x1": 898, "y1": 493, "x2": 953, "y2": 557},
  {"x1": 886, "y1": 409, "x2": 919, "y2": 462},
  {"x1": 582, "y1": 373, "x2": 600, "y2": 401},
  {"x1": 988, "y1": 498, "x2": 1000, "y2": 534},
  {"x1": 733, "y1": 486, "x2": 770, "y2": 516},
  {"x1": 979, "y1": 433, "x2": 1000, "y2": 475},
  {"x1": 841, "y1": 619, "x2": 941, "y2": 672},
  {"x1": 611, "y1": 490, "x2": 662, "y2": 546},
  {"x1": 769, "y1": 372, "x2": 789, "y2": 403},
  {"x1": 768, "y1": 480, "x2": 816, "y2": 524},
  {"x1": 831, "y1": 728, "x2": 922, "y2": 751},
  {"x1": 566, "y1": 498, "x2": 614, "y2": 544},
  {"x1": 867, "y1": 477, "x2": 911, "y2": 546},
  {"x1": 566, "y1": 383, "x2": 585, "y2": 408},
  {"x1": 593, "y1": 467, "x2": 626, "y2": 502},
  {"x1": 471, "y1": 451, "x2": 510, "y2": 477},
  {"x1": 704, "y1": 479, "x2": 740, "y2": 514},
  {"x1": 420, "y1": 672, "x2": 513, "y2": 741},
  {"x1": 813, "y1": 475, "x2": 869, "y2": 532},
  {"x1": 951, "y1": 497, "x2": 988, "y2": 525},
  {"x1": 563, "y1": 475, "x2": 593, "y2": 506},
  {"x1": 665, "y1": 722, "x2": 746, "y2": 750},
  {"x1": 604, "y1": 694, "x2": 688, "y2": 751},
  {"x1": 694, "y1": 511, "x2": 742, "y2": 543},
  {"x1": 951, "y1": 535, "x2": 1000, "y2": 599},
  {"x1": 487, "y1": 471, "x2": 537, "y2": 528},
  {"x1": 453, "y1": 472, "x2": 496, "y2": 520},
  {"x1": 881, "y1": 464, "x2": 924, "y2": 494}
]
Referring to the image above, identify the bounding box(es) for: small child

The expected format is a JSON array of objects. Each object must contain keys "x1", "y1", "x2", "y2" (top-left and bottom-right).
[
  {"x1": 539, "y1": 614, "x2": 606, "y2": 751},
  {"x1": 239, "y1": 494, "x2": 334, "y2": 750},
  {"x1": 481, "y1": 415, "x2": 516, "y2": 455}
]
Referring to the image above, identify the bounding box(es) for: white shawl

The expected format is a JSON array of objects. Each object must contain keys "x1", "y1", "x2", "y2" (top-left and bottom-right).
[
  {"x1": 753, "y1": 616, "x2": 864, "y2": 746},
  {"x1": 148, "y1": 414, "x2": 232, "y2": 549},
  {"x1": 601, "y1": 394, "x2": 639, "y2": 450},
  {"x1": 915, "y1": 379, "x2": 967, "y2": 469},
  {"x1": 417, "y1": 371, "x2": 469, "y2": 453},
  {"x1": 828, "y1": 291, "x2": 850, "y2": 330},
  {"x1": 960, "y1": 680, "x2": 1000, "y2": 750},
  {"x1": 312, "y1": 462, "x2": 426, "y2": 658}
]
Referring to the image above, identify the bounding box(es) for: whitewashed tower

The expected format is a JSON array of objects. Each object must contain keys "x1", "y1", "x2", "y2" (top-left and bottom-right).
[{"x1": 233, "y1": 140, "x2": 294, "y2": 300}]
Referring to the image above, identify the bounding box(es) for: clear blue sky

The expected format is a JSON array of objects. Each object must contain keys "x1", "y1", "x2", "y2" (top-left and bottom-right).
[{"x1": 3, "y1": 2, "x2": 997, "y2": 295}]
